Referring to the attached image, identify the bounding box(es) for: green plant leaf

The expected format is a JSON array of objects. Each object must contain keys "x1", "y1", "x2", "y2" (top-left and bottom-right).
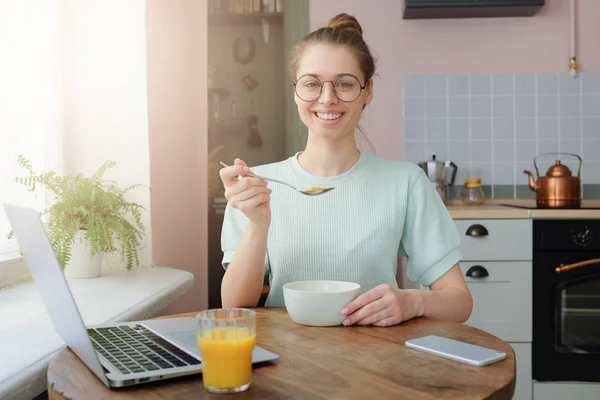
[{"x1": 11, "y1": 156, "x2": 149, "y2": 270}]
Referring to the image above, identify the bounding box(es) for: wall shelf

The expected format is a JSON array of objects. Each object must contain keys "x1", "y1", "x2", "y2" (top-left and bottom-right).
[
  {"x1": 208, "y1": 88, "x2": 230, "y2": 98},
  {"x1": 208, "y1": 12, "x2": 283, "y2": 25}
]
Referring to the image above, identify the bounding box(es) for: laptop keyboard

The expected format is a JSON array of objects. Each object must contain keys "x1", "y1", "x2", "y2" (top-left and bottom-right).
[{"x1": 87, "y1": 324, "x2": 201, "y2": 375}]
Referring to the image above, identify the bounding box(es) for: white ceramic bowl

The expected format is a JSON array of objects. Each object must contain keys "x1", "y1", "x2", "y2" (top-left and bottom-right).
[{"x1": 283, "y1": 280, "x2": 361, "y2": 327}]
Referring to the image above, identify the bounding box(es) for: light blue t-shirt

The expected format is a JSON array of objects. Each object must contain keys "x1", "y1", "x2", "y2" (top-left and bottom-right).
[{"x1": 221, "y1": 151, "x2": 462, "y2": 307}]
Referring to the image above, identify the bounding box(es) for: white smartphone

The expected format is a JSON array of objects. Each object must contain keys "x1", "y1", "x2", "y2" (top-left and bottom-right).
[{"x1": 404, "y1": 335, "x2": 507, "y2": 367}]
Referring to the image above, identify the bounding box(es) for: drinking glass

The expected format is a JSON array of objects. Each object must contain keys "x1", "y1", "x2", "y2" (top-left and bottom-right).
[{"x1": 196, "y1": 308, "x2": 256, "y2": 393}]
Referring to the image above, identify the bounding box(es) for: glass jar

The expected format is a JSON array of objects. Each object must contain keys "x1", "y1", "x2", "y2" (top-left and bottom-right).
[{"x1": 461, "y1": 177, "x2": 487, "y2": 205}]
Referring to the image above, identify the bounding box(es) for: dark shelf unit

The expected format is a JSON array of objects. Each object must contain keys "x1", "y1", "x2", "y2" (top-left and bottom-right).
[{"x1": 403, "y1": 0, "x2": 544, "y2": 19}]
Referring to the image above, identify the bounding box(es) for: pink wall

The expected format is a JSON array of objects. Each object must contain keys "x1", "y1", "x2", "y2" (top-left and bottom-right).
[
  {"x1": 146, "y1": 0, "x2": 208, "y2": 314},
  {"x1": 142, "y1": 0, "x2": 600, "y2": 310},
  {"x1": 310, "y1": 0, "x2": 600, "y2": 160}
]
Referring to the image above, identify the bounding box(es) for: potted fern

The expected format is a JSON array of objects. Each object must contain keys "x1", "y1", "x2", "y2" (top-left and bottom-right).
[{"x1": 8, "y1": 155, "x2": 148, "y2": 278}]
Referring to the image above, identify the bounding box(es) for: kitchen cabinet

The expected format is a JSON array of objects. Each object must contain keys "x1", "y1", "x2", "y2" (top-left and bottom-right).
[
  {"x1": 512, "y1": 343, "x2": 533, "y2": 400},
  {"x1": 454, "y1": 218, "x2": 533, "y2": 400},
  {"x1": 403, "y1": 0, "x2": 544, "y2": 19},
  {"x1": 534, "y1": 382, "x2": 600, "y2": 400},
  {"x1": 459, "y1": 261, "x2": 531, "y2": 342},
  {"x1": 455, "y1": 219, "x2": 532, "y2": 261}
]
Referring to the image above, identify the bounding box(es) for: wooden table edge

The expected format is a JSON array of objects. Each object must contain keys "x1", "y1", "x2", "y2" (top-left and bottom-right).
[
  {"x1": 154, "y1": 309, "x2": 517, "y2": 399},
  {"x1": 47, "y1": 309, "x2": 516, "y2": 400}
]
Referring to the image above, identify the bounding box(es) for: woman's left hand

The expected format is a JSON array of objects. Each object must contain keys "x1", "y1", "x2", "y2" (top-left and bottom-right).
[{"x1": 340, "y1": 284, "x2": 420, "y2": 327}]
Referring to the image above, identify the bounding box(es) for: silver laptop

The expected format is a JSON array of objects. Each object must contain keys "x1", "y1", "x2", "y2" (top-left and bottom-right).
[{"x1": 4, "y1": 203, "x2": 278, "y2": 388}]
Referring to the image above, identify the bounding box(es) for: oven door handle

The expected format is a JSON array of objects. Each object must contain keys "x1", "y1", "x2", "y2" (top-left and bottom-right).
[{"x1": 555, "y1": 258, "x2": 600, "y2": 273}]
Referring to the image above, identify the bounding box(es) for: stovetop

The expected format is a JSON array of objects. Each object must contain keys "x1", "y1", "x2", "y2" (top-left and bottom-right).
[{"x1": 499, "y1": 204, "x2": 600, "y2": 210}]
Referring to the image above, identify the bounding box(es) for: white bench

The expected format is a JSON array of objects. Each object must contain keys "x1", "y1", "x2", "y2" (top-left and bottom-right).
[{"x1": 0, "y1": 266, "x2": 194, "y2": 400}]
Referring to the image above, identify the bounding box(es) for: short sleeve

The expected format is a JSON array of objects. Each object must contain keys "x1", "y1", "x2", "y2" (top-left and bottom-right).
[
  {"x1": 401, "y1": 169, "x2": 462, "y2": 287},
  {"x1": 220, "y1": 203, "x2": 270, "y2": 276},
  {"x1": 397, "y1": 242, "x2": 407, "y2": 258}
]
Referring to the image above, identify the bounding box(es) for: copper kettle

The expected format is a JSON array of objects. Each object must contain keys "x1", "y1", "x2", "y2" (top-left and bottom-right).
[{"x1": 523, "y1": 153, "x2": 582, "y2": 209}]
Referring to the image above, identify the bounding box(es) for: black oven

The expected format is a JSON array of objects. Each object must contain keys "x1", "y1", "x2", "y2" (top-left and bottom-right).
[{"x1": 533, "y1": 219, "x2": 600, "y2": 382}]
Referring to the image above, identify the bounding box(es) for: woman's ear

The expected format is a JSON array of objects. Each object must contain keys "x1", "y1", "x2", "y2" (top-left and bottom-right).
[{"x1": 364, "y1": 78, "x2": 374, "y2": 105}]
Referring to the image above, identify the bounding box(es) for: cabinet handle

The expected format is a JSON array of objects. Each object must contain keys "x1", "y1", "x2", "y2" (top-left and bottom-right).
[
  {"x1": 466, "y1": 224, "x2": 489, "y2": 237},
  {"x1": 466, "y1": 265, "x2": 489, "y2": 278},
  {"x1": 555, "y1": 258, "x2": 600, "y2": 274}
]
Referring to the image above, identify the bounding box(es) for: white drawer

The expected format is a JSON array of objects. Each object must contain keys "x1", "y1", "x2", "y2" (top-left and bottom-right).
[
  {"x1": 511, "y1": 343, "x2": 532, "y2": 400},
  {"x1": 534, "y1": 382, "x2": 600, "y2": 400},
  {"x1": 461, "y1": 261, "x2": 532, "y2": 342},
  {"x1": 454, "y1": 219, "x2": 532, "y2": 261}
]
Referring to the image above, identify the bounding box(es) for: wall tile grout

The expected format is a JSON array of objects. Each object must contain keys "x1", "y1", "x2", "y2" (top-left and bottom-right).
[
  {"x1": 512, "y1": 73, "x2": 516, "y2": 198},
  {"x1": 402, "y1": 72, "x2": 600, "y2": 197},
  {"x1": 490, "y1": 75, "x2": 495, "y2": 197}
]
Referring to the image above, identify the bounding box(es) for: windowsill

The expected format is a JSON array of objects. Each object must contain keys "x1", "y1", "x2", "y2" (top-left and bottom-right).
[
  {"x1": 0, "y1": 265, "x2": 194, "y2": 400},
  {"x1": 0, "y1": 256, "x2": 31, "y2": 288}
]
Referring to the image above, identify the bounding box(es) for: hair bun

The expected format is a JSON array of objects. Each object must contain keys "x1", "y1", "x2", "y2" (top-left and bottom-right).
[{"x1": 327, "y1": 13, "x2": 363, "y2": 36}]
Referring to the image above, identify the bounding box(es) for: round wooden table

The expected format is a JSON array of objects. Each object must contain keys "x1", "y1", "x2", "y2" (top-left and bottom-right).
[{"x1": 48, "y1": 308, "x2": 515, "y2": 399}]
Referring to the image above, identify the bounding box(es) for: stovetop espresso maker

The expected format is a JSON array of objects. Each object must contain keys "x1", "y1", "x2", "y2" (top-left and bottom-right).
[{"x1": 418, "y1": 155, "x2": 458, "y2": 201}]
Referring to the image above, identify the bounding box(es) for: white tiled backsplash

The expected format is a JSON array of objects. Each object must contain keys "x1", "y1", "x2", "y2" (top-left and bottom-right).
[{"x1": 402, "y1": 73, "x2": 600, "y2": 196}]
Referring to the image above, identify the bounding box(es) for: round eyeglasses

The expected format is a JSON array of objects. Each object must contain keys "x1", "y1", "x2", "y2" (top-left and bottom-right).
[{"x1": 293, "y1": 74, "x2": 367, "y2": 103}]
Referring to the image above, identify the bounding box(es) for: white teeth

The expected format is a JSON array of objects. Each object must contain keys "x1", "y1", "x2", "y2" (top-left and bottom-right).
[{"x1": 316, "y1": 113, "x2": 342, "y2": 120}]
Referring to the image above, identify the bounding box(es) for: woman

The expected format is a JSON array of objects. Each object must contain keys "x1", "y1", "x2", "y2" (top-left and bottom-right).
[{"x1": 218, "y1": 13, "x2": 472, "y2": 327}]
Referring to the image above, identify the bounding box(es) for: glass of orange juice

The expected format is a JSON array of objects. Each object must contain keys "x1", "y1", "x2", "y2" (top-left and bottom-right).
[{"x1": 196, "y1": 308, "x2": 256, "y2": 393}]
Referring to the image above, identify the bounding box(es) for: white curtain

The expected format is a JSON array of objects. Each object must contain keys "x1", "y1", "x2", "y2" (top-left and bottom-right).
[
  {"x1": 0, "y1": 1, "x2": 63, "y2": 261},
  {"x1": 0, "y1": 0, "x2": 152, "y2": 274}
]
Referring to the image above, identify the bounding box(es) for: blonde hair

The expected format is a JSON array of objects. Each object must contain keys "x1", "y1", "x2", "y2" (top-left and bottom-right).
[{"x1": 288, "y1": 13, "x2": 376, "y2": 84}]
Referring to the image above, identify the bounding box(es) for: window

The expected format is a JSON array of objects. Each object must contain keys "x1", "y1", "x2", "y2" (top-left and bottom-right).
[
  {"x1": 0, "y1": 1, "x2": 62, "y2": 281},
  {"x1": 0, "y1": 0, "x2": 151, "y2": 286}
]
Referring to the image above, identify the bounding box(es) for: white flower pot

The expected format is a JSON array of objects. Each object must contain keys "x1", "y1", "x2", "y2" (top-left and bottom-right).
[{"x1": 64, "y1": 230, "x2": 104, "y2": 278}]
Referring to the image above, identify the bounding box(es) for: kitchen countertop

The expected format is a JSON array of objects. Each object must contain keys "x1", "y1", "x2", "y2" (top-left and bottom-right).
[
  {"x1": 212, "y1": 196, "x2": 600, "y2": 219},
  {"x1": 446, "y1": 199, "x2": 600, "y2": 219}
]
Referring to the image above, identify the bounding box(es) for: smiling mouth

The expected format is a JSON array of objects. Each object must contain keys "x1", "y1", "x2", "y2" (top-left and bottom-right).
[{"x1": 315, "y1": 112, "x2": 343, "y2": 121}]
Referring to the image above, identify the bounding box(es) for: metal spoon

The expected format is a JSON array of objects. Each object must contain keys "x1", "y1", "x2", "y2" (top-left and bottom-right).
[{"x1": 219, "y1": 161, "x2": 334, "y2": 196}]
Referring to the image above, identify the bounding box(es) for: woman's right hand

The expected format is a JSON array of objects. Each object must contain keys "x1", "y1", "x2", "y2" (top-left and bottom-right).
[{"x1": 220, "y1": 158, "x2": 272, "y2": 226}]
